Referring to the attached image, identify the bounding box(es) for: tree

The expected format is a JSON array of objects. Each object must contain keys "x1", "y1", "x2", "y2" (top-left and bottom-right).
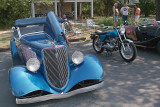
[
  {"x1": 139, "y1": 0, "x2": 155, "y2": 17},
  {"x1": 155, "y1": 0, "x2": 160, "y2": 20},
  {"x1": 58, "y1": 0, "x2": 64, "y2": 17},
  {"x1": 0, "y1": 0, "x2": 31, "y2": 27}
]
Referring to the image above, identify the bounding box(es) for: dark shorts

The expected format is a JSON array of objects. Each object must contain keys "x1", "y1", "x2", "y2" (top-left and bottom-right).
[
  {"x1": 122, "y1": 15, "x2": 128, "y2": 21},
  {"x1": 122, "y1": 15, "x2": 128, "y2": 25}
]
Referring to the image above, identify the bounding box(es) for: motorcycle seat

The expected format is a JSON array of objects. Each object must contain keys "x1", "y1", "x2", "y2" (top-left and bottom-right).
[{"x1": 95, "y1": 30, "x2": 108, "y2": 35}]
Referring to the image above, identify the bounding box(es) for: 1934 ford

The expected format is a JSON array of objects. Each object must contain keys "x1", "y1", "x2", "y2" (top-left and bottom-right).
[{"x1": 9, "y1": 11, "x2": 104, "y2": 104}]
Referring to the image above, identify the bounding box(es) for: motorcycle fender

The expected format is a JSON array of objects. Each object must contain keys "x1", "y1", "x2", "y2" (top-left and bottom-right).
[
  {"x1": 9, "y1": 66, "x2": 59, "y2": 97},
  {"x1": 64, "y1": 55, "x2": 104, "y2": 92}
]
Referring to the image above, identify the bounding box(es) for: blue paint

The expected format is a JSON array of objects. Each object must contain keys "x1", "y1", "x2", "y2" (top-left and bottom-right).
[
  {"x1": 106, "y1": 30, "x2": 118, "y2": 37},
  {"x1": 10, "y1": 39, "x2": 19, "y2": 58},
  {"x1": 9, "y1": 55, "x2": 103, "y2": 97},
  {"x1": 100, "y1": 35, "x2": 106, "y2": 42},
  {"x1": 100, "y1": 30, "x2": 118, "y2": 42},
  {"x1": 9, "y1": 11, "x2": 104, "y2": 97}
]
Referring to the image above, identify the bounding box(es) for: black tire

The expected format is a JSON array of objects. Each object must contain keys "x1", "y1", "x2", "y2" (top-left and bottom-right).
[
  {"x1": 157, "y1": 40, "x2": 160, "y2": 54},
  {"x1": 119, "y1": 41, "x2": 137, "y2": 62},
  {"x1": 93, "y1": 37, "x2": 104, "y2": 53}
]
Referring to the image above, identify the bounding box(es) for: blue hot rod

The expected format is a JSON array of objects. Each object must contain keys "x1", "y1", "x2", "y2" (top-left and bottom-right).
[{"x1": 9, "y1": 11, "x2": 104, "y2": 104}]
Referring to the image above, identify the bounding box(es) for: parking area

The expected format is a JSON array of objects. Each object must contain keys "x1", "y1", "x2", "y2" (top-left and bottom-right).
[{"x1": 0, "y1": 41, "x2": 160, "y2": 107}]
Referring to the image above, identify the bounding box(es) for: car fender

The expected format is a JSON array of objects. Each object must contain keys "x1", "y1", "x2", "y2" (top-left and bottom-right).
[
  {"x1": 9, "y1": 66, "x2": 59, "y2": 97},
  {"x1": 64, "y1": 55, "x2": 104, "y2": 92},
  {"x1": 9, "y1": 55, "x2": 103, "y2": 97},
  {"x1": 10, "y1": 39, "x2": 19, "y2": 58}
]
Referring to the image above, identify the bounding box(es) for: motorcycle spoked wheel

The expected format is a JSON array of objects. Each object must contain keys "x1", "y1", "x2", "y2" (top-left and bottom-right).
[
  {"x1": 119, "y1": 41, "x2": 137, "y2": 62},
  {"x1": 93, "y1": 37, "x2": 104, "y2": 53}
]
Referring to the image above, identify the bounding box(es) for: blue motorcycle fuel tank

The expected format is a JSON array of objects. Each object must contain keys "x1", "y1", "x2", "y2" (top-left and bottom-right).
[{"x1": 100, "y1": 30, "x2": 118, "y2": 42}]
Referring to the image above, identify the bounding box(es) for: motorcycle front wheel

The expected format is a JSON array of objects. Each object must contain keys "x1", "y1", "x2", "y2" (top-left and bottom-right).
[
  {"x1": 119, "y1": 41, "x2": 137, "y2": 62},
  {"x1": 93, "y1": 37, "x2": 104, "y2": 53}
]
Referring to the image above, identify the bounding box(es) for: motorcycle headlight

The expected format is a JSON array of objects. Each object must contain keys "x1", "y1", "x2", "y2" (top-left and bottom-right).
[
  {"x1": 120, "y1": 27, "x2": 125, "y2": 34},
  {"x1": 26, "y1": 58, "x2": 40, "y2": 73},
  {"x1": 72, "y1": 51, "x2": 84, "y2": 65}
]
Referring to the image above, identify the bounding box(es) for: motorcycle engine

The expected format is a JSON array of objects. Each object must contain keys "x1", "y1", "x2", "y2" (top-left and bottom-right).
[{"x1": 103, "y1": 38, "x2": 116, "y2": 51}]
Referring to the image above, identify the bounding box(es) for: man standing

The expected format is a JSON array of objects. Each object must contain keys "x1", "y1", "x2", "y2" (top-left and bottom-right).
[
  {"x1": 135, "y1": 5, "x2": 141, "y2": 25},
  {"x1": 120, "y1": 3, "x2": 130, "y2": 25},
  {"x1": 113, "y1": 3, "x2": 119, "y2": 27}
]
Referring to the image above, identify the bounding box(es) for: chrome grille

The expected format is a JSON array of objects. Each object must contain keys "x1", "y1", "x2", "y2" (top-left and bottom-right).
[{"x1": 43, "y1": 47, "x2": 69, "y2": 89}]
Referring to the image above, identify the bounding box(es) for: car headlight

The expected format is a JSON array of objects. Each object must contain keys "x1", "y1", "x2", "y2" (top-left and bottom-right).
[
  {"x1": 120, "y1": 27, "x2": 125, "y2": 34},
  {"x1": 26, "y1": 58, "x2": 40, "y2": 73},
  {"x1": 72, "y1": 51, "x2": 84, "y2": 65}
]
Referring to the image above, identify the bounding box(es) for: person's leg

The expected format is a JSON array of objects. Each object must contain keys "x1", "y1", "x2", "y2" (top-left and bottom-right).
[
  {"x1": 125, "y1": 15, "x2": 128, "y2": 25},
  {"x1": 115, "y1": 16, "x2": 118, "y2": 27},
  {"x1": 137, "y1": 15, "x2": 140, "y2": 25},
  {"x1": 122, "y1": 15, "x2": 125, "y2": 25},
  {"x1": 135, "y1": 16, "x2": 138, "y2": 25},
  {"x1": 113, "y1": 15, "x2": 115, "y2": 27}
]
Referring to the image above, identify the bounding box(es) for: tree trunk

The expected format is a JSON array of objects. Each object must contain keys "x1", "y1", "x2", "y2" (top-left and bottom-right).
[{"x1": 156, "y1": 0, "x2": 160, "y2": 20}]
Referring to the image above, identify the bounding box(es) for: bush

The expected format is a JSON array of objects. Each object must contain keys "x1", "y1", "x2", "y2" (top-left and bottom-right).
[{"x1": 0, "y1": 0, "x2": 31, "y2": 29}]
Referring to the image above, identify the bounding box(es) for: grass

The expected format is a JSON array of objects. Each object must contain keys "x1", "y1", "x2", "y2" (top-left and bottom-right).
[
  {"x1": 94, "y1": 16, "x2": 155, "y2": 26},
  {"x1": 0, "y1": 34, "x2": 12, "y2": 49}
]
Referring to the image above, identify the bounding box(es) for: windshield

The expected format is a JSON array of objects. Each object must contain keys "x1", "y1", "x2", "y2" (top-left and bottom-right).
[{"x1": 18, "y1": 24, "x2": 44, "y2": 37}]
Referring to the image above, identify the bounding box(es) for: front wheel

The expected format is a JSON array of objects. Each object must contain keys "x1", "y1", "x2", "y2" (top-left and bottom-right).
[
  {"x1": 93, "y1": 37, "x2": 104, "y2": 53},
  {"x1": 119, "y1": 41, "x2": 137, "y2": 62}
]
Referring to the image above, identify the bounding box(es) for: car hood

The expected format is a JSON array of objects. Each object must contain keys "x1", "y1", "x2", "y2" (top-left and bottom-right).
[{"x1": 20, "y1": 33, "x2": 56, "y2": 54}]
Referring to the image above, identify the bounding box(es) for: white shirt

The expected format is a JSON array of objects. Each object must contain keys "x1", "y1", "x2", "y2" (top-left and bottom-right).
[{"x1": 120, "y1": 6, "x2": 129, "y2": 15}]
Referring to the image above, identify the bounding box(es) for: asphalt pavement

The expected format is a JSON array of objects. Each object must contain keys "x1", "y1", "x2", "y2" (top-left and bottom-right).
[{"x1": 0, "y1": 41, "x2": 160, "y2": 107}]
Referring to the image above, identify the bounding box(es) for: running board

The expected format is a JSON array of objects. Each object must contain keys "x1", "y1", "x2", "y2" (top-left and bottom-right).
[{"x1": 16, "y1": 81, "x2": 104, "y2": 104}]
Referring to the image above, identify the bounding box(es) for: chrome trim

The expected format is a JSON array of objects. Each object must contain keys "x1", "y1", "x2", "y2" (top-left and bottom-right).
[
  {"x1": 17, "y1": 27, "x2": 22, "y2": 38},
  {"x1": 22, "y1": 31, "x2": 44, "y2": 36},
  {"x1": 16, "y1": 81, "x2": 104, "y2": 104}
]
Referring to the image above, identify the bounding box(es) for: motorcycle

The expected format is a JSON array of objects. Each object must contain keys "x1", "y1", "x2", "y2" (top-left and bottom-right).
[{"x1": 90, "y1": 25, "x2": 137, "y2": 62}]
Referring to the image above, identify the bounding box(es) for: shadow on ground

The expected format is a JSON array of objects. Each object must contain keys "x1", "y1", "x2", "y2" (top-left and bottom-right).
[{"x1": 0, "y1": 41, "x2": 160, "y2": 107}]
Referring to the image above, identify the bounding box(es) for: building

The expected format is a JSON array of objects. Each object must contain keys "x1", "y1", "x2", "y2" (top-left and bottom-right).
[{"x1": 31, "y1": 0, "x2": 94, "y2": 20}]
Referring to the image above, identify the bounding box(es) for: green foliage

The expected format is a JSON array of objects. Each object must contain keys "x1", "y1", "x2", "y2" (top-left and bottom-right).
[
  {"x1": 0, "y1": 0, "x2": 32, "y2": 28},
  {"x1": 81, "y1": 2, "x2": 91, "y2": 16},
  {"x1": 0, "y1": 0, "x2": 54, "y2": 28},
  {"x1": 95, "y1": 16, "x2": 123, "y2": 26},
  {"x1": 93, "y1": 0, "x2": 105, "y2": 16},
  {"x1": 139, "y1": 0, "x2": 155, "y2": 17},
  {"x1": 155, "y1": 0, "x2": 160, "y2": 20}
]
